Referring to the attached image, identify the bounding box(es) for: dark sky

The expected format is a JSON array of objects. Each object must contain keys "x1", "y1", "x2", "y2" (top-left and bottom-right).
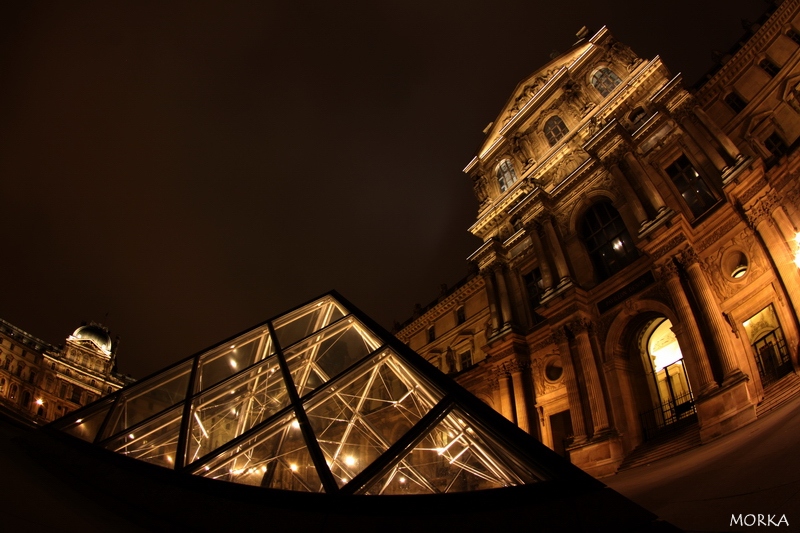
[{"x1": 0, "y1": 1, "x2": 768, "y2": 378}]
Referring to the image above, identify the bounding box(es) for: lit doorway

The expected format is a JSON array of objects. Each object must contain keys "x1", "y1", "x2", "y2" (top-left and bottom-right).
[
  {"x1": 640, "y1": 318, "x2": 695, "y2": 440},
  {"x1": 743, "y1": 305, "x2": 792, "y2": 387}
]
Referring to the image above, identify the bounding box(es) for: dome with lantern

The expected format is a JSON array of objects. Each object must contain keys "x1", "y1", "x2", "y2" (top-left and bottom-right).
[{"x1": 70, "y1": 324, "x2": 113, "y2": 355}]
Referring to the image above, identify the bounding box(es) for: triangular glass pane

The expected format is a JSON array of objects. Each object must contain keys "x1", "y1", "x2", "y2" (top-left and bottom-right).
[
  {"x1": 104, "y1": 404, "x2": 183, "y2": 469},
  {"x1": 272, "y1": 296, "x2": 347, "y2": 349},
  {"x1": 57, "y1": 398, "x2": 115, "y2": 443},
  {"x1": 284, "y1": 316, "x2": 382, "y2": 397},
  {"x1": 304, "y1": 351, "x2": 441, "y2": 488},
  {"x1": 194, "y1": 416, "x2": 321, "y2": 492},
  {"x1": 364, "y1": 408, "x2": 540, "y2": 495},
  {"x1": 194, "y1": 328, "x2": 273, "y2": 394},
  {"x1": 101, "y1": 360, "x2": 192, "y2": 440},
  {"x1": 187, "y1": 356, "x2": 290, "y2": 464}
]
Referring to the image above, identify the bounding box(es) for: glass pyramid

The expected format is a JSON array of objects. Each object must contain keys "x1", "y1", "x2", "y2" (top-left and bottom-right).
[{"x1": 51, "y1": 293, "x2": 561, "y2": 495}]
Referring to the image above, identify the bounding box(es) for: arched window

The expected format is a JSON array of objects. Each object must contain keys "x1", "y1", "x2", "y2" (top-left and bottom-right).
[
  {"x1": 496, "y1": 159, "x2": 517, "y2": 193},
  {"x1": 543, "y1": 116, "x2": 569, "y2": 146},
  {"x1": 580, "y1": 201, "x2": 638, "y2": 281},
  {"x1": 591, "y1": 67, "x2": 622, "y2": 97},
  {"x1": 22, "y1": 390, "x2": 31, "y2": 408}
]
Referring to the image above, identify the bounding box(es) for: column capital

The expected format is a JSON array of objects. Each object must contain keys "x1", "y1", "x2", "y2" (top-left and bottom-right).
[
  {"x1": 655, "y1": 258, "x2": 681, "y2": 281},
  {"x1": 567, "y1": 317, "x2": 593, "y2": 335},
  {"x1": 676, "y1": 246, "x2": 701, "y2": 268}
]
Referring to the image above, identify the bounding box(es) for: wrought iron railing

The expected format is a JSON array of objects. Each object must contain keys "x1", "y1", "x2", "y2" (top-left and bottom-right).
[{"x1": 639, "y1": 392, "x2": 696, "y2": 441}]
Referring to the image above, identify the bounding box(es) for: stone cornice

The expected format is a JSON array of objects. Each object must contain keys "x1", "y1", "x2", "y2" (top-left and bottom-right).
[
  {"x1": 395, "y1": 276, "x2": 486, "y2": 339},
  {"x1": 696, "y1": 0, "x2": 798, "y2": 106}
]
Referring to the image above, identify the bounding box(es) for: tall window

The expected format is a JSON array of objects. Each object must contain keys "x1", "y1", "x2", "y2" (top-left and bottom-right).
[
  {"x1": 724, "y1": 92, "x2": 747, "y2": 113},
  {"x1": 580, "y1": 201, "x2": 638, "y2": 281},
  {"x1": 764, "y1": 131, "x2": 789, "y2": 162},
  {"x1": 544, "y1": 116, "x2": 569, "y2": 146},
  {"x1": 665, "y1": 155, "x2": 717, "y2": 218},
  {"x1": 591, "y1": 67, "x2": 622, "y2": 98},
  {"x1": 787, "y1": 28, "x2": 800, "y2": 45},
  {"x1": 760, "y1": 58, "x2": 781, "y2": 77},
  {"x1": 496, "y1": 159, "x2": 517, "y2": 193}
]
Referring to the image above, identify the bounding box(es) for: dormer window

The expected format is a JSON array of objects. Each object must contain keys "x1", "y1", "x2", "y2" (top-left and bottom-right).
[
  {"x1": 591, "y1": 67, "x2": 622, "y2": 98},
  {"x1": 544, "y1": 116, "x2": 569, "y2": 146},
  {"x1": 496, "y1": 159, "x2": 517, "y2": 193}
]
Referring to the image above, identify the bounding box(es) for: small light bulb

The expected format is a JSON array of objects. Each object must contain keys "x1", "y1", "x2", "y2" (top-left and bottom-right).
[{"x1": 289, "y1": 463, "x2": 298, "y2": 472}]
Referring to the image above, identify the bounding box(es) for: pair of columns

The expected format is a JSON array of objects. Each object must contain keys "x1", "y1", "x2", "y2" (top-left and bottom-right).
[
  {"x1": 677, "y1": 105, "x2": 742, "y2": 175},
  {"x1": 491, "y1": 360, "x2": 532, "y2": 434},
  {"x1": 607, "y1": 152, "x2": 668, "y2": 228},
  {"x1": 553, "y1": 320, "x2": 609, "y2": 443},
  {"x1": 658, "y1": 247, "x2": 746, "y2": 395},
  {"x1": 526, "y1": 216, "x2": 571, "y2": 297}
]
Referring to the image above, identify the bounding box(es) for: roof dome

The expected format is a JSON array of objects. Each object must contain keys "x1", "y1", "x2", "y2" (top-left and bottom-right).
[{"x1": 72, "y1": 324, "x2": 112, "y2": 353}]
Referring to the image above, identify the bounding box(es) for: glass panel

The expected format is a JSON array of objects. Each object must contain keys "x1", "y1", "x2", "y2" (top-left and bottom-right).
[
  {"x1": 272, "y1": 297, "x2": 347, "y2": 349},
  {"x1": 365, "y1": 409, "x2": 540, "y2": 495},
  {"x1": 195, "y1": 329, "x2": 272, "y2": 393},
  {"x1": 304, "y1": 352, "x2": 440, "y2": 488},
  {"x1": 195, "y1": 416, "x2": 321, "y2": 492},
  {"x1": 187, "y1": 357, "x2": 290, "y2": 464},
  {"x1": 283, "y1": 317, "x2": 382, "y2": 397},
  {"x1": 105, "y1": 404, "x2": 183, "y2": 469},
  {"x1": 102, "y1": 360, "x2": 192, "y2": 440},
  {"x1": 58, "y1": 399, "x2": 114, "y2": 442}
]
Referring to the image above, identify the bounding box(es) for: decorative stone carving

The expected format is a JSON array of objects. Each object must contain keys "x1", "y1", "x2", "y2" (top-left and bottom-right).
[
  {"x1": 473, "y1": 174, "x2": 489, "y2": 205},
  {"x1": 702, "y1": 228, "x2": 767, "y2": 301},
  {"x1": 562, "y1": 80, "x2": 595, "y2": 119},
  {"x1": 650, "y1": 234, "x2": 687, "y2": 261},
  {"x1": 607, "y1": 39, "x2": 640, "y2": 71}
]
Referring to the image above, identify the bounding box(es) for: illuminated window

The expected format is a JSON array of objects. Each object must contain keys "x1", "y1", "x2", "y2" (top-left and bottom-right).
[
  {"x1": 665, "y1": 155, "x2": 717, "y2": 218},
  {"x1": 496, "y1": 159, "x2": 517, "y2": 193},
  {"x1": 543, "y1": 116, "x2": 569, "y2": 146},
  {"x1": 760, "y1": 58, "x2": 781, "y2": 77},
  {"x1": 724, "y1": 92, "x2": 747, "y2": 113},
  {"x1": 580, "y1": 201, "x2": 638, "y2": 281},
  {"x1": 591, "y1": 67, "x2": 622, "y2": 98}
]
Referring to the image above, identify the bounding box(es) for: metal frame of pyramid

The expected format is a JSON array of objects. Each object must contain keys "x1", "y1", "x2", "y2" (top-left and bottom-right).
[{"x1": 50, "y1": 291, "x2": 587, "y2": 495}]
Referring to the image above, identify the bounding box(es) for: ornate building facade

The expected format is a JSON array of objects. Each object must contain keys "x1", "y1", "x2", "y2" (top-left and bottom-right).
[
  {"x1": 0, "y1": 319, "x2": 133, "y2": 424},
  {"x1": 397, "y1": 0, "x2": 800, "y2": 476}
]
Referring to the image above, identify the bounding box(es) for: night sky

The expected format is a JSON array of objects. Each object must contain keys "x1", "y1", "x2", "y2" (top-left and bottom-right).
[{"x1": 0, "y1": 1, "x2": 768, "y2": 378}]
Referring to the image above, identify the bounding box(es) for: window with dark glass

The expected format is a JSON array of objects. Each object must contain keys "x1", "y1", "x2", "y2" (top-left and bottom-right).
[
  {"x1": 760, "y1": 58, "x2": 781, "y2": 77},
  {"x1": 724, "y1": 92, "x2": 747, "y2": 113},
  {"x1": 456, "y1": 306, "x2": 466, "y2": 325},
  {"x1": 544, "y1": 116, "x2": 569, "y2": 146},
  {"x1": 496, "y1": 159, "x2": 517, "y2": 193},
  {"x1": 580, "y1": 201, "x2": 639, "y2": 281},
  {"x1": 427, "y1": 325, "x2": 435, "y2": 343},
  {"x1": 764, "y1": 131, "x2": 789, "y2": 162},
  {"x1": 788, "y1": 28, "x2": 800, "y2": 45},
  {"x1": 591, "y1": 67, "x2": 622, "y2": 98},
  {"x1": 665, "y1": 155, "x2": 718, "y2": 218}
]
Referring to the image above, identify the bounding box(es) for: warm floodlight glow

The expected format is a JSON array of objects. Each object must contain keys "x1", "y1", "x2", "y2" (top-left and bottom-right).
[
  {"x1": 229, "y1": 359, "x2": 237, "y2": 369},
  {"x1": 290, "y1": 463, "x2": 298, "y2": 472},
  {"x1": 344, "y1": 455, "x2": 356, "y2": 467},
  {"x1": 35, "y1": 398, "x2": 44, "y2": 405},
  {"x1": 291, "y1": 419, "x2": 300, "y2": 429}
]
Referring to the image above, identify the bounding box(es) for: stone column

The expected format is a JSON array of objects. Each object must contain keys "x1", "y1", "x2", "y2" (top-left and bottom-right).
[
  {"x1": 677, "y1": 116, "x2": 729, "y2": 173},
  {"x1": 749, "y1": 200, "x2": 800, "y2": 322},
  {"x1": 483, "y1": 270, "x2": 501, "y2": 335},
  {"x1": 622, "y1": 151, "x2": 667, "y2": 213},
  {"x1": 493, "y1": 264, "x2": 514, "y2": 328},
  {"x1": 678, "y1": 247, "x2": 746, "y2": 385},
  {"x1": 509, "y1": 360, "x2": 531, "y2": 433},
  {"x1": 496, "y1": 368, "x2": 516, "y2": 423},
  {"x1": 657, "y1": 259, "x2": 719, "y2": 396},
  {"x1": 541, "y1": 216, "x2": 571, "y2": 284},
  {"x1": 569, "y1": 318, "x2": 609, "y2": 434},
  {"x1": 607, "y1": 161, "x2": 648, "y2": 226},
  {"x1": 693, "y1": 106, "x2": 741, "y2": 163},
  {"x1": 553, "y1": 328, "x2": 587, "y2": 443},
  {"x1": 528, "y1": 224, "x2": 555, "y2": 292}
]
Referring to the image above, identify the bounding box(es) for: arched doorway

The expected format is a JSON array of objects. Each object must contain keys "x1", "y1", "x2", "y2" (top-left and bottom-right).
[{"x1": 639, "y1": 317, "x2": 695, "y2": 440}]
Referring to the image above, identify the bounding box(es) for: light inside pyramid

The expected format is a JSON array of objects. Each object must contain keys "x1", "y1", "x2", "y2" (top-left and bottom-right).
[{"x1": 52, "y1": 294, "x2": 551, "y2": 494}]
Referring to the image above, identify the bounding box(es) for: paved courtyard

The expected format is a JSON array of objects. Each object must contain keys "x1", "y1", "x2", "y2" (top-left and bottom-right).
[{"x1": 605, "y1": 393, "x2": 800, "y2": 532}]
